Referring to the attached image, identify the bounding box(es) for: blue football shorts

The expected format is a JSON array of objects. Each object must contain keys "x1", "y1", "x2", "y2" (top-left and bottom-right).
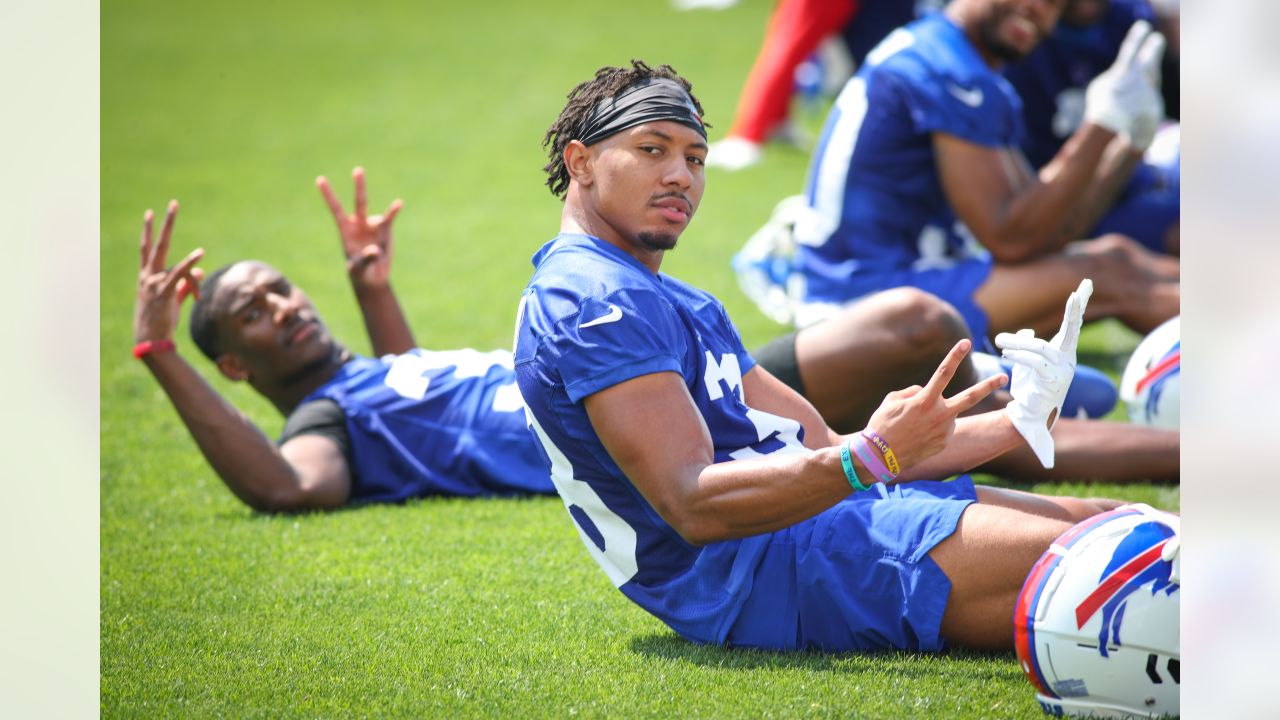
[
  {"x1": 795, "y1": 258, "x2": 994, "y2": 343},
  {"x1": 722, "y1": 476, "x2": 978, "y2": 653},
  {"x1": 864, "y1": 258, "x2": 994, "y2": 343}
]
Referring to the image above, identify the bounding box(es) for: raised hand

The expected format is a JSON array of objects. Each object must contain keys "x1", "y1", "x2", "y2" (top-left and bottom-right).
[
  {"x1": 134, "y1": 200, "x2": 204, "y2": 344},
  {"x1": 862, "y1": 338, "x2": 1007, "y2": 475},
  {"x1": 1084, "y1": 20, "x2": 1166, "y2": 150},
  {"x1": 995, "y1": 278, "x2": 1094, "y2": 468},
  {"x1": 316, "y1": 167, "x2": 403, "y2": 290}
]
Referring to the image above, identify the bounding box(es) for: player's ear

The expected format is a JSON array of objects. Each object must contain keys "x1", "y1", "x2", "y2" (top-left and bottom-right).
[
  {"x1": 564, "y1": 140, "x2": 594, "y2": 188},
  {"x1": 215, "y1": 353, "x2": 250, "y2": 382}
]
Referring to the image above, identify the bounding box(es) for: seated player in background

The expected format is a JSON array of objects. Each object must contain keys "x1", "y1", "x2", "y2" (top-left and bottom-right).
[
  {"x1": 515, "y1": 60, "x2": 1143, "y2": 654},
  {"x1": 791, "y1": 0, "x2": 1178, "y2": 342},
  {"x1": 1003, "y1": 0, "x2": 1179, "y2": 254},
  {"x1": 132, "y1": 169, "x2": 553, "y2": 512}
]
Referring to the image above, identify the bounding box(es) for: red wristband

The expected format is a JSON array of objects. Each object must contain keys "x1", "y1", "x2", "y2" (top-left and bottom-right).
[{"x1": 133, "y1": 339, "x2": 176, "y2": 359}]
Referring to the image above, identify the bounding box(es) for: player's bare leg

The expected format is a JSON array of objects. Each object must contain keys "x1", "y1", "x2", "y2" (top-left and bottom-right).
[
  {"x1": 928, "y1": 503, "x2": 1068, "y2": 651},
  {"x1": 972, "y1": 485, "x2": 1127, "y2": 521},
  {"x1": 978, "y1": 419, "x2": 1179, "y2": 483},
  {"x1": 794, "y1": 288, "x2": 983, "y2": 431},
  {"x1": 931, "y1": 488, "x2": 1130, "y2": 651},
  {"x1": 974, "y1": 234, "x2": 1179, "y2": 338}
]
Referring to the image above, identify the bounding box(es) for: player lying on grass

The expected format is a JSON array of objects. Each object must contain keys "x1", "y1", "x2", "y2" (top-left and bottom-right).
[
  {"x1": 131, "y1": 170, "x2": 553, "y2": 512},
  {"x1": 514, "y1": 60, "x2": 1142, "y2": 653}
]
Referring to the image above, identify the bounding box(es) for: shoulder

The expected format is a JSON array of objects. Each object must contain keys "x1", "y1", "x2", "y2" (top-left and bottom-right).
[
  {"x1": 524, "y1": 235, "x2": 677, "y2": 331},
  {"x1": 871, "y1": 15, "x2": 1004, "y2": 94},
  {"x1": 659, "y1": 274, "x2": 729, "y2": 322},
  {"x1": 279, "y1": 398, "x2": 350, "y2": 458}
]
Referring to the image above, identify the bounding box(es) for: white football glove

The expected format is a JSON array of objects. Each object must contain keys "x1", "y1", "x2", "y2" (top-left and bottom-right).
[
  {"x1": 1084, "y1": 20, "x2": 1166, "y2": 150},
  {"x1": 994, "y1": 279, "x2": 1093, "y2": 468}
]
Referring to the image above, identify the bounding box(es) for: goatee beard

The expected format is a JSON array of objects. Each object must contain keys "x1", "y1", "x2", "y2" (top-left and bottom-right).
[{"x1": 638, "y1": 231, "x2": 679, "y2": 252}]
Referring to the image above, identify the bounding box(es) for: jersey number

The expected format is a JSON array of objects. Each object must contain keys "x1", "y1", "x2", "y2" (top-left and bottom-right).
[{"x1": 383, "y1": 350, "x2": 523, "y2": 412}]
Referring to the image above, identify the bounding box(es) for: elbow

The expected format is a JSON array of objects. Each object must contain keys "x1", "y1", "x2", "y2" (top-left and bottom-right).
[
  {"x1": 246, "y1": 485, "x2": 306, "y2": 514},
  {"x1": 986, "y1": 238, "x2": 1041, "y2": 265},
  {"x1": 654, "y1": 498, "x2": 720, "y2": 547},
  {"x1": 672, "y1": 517, "x2": 718, "y2": 547}
]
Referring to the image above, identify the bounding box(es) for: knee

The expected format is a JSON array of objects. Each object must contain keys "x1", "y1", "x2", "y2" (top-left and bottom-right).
[
  {"x1": 1078, "y1": 233, "x2": 1137, "y2": 267},
  {"x1": 1044, "y1": 495, "x2": 1123, "y2": 523},
  {"x1": 1076, "y1": 235, "x2": 1146, "y2": 286},
  {"x1": 876, "y1": 288, "x2": 970, "y2": 359}
]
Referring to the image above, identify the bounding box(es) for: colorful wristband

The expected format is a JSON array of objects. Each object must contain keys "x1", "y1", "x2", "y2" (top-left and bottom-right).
[
  {"x1": 839, "y1": 439, "x2": 872, "y2": 492},
  {"x1": 862, "y1": 430, "x2": 901, "y2": 476},
  {"x1": 133, "y1": 339, "x2": 176, "y2": 359},
  {"x1": 850, "y1": 433, "x2": 895, "y2": 485}
]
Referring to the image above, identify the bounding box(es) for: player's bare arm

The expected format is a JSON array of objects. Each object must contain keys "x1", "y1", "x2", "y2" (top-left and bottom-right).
[
  {"x1": 934, "y1": 21, "x2": 1165, "y2": 263},
  {"x1": 317, "y1": 166, "x2": 413, "y2": 356},
  {"x1": 1038, "y1": 122, "x2": 1143, "y2": 246},
  {"x1": 934, "y1": 126, "x2": 1116, "y2": 262},
  {"x1": 134, "y1": 201, "x2": 351, "y2": 512},
  {"x1": 583, "y1": 339, "x2": 1006, "y2": 545}
]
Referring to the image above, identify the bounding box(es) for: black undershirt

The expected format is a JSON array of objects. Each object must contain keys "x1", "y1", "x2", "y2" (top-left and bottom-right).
[{"x1": 277, "y1": 399, "x2": 354, "y2": 471}]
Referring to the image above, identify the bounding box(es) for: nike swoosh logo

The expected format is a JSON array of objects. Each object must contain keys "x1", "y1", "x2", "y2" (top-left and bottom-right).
[
  {"x1": 579, "y1": 304, "x2": 623, "y2": 329},
  {"x1": 947, "y1": 83, "x2": 983, "y2": 108}
]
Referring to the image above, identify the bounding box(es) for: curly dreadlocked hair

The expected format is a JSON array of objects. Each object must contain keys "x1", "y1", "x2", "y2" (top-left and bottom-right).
[{"x1": 542, "y1": 59, "x2": 708, "y2": 199}]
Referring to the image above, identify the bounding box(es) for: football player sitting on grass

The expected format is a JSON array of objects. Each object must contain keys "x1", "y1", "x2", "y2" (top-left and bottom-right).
[
  {"x1": 131, "y1": 169, "x2": 555, "y2": 512},
  {"x1": 514, "y1": 59, "x2": 1154, "y2": 653}
]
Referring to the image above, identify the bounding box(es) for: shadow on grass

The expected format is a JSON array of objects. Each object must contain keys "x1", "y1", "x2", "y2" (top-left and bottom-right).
[{"x1": 628, "y1": 632, "x2": 1022, "y2": 681}]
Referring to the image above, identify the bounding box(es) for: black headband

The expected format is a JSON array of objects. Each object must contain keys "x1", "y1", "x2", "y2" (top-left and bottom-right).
[{"x1": 577, "y1": 78, "x2": 707, "y2": 146}]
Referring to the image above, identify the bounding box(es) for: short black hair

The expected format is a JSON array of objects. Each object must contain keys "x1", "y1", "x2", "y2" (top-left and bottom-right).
[
  {"x1": 188, "y1": 262, "x2": 239, "y2": 361},
  {"x1": 542, "y1": 59, "x2": 707, "y2": 199}
]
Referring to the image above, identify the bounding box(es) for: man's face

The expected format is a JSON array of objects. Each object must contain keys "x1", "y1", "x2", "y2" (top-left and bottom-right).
[
  {"x1": 978, "y1": 0, "x2": 1067, "y2": 62},
  {"x1": 210, "y1": 262, "x2": 337, "y2": 386},
  {"x1": 585, "y1": 121, "x2": 707, "y2": 254}
]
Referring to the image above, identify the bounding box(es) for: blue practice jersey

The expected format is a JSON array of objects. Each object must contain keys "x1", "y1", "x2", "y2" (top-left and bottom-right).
[
  {"x1": 301, "y1": 350, "x2": 554, "y2": 504},
  {"x1": 794, "y1": 12, "x2": 1019, "y2": 318},
  {"x1": 516, "y1": 234, "x2": 978, "y2": 652},
  {"x1": 514, "y1": 234, "x2": 812, "y2": 644},
  {"x1": 1003, "y1": 0, "x2": 1155, "y2": 168}
]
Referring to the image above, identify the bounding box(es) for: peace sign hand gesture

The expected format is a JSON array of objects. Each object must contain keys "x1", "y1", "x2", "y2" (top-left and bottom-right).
[
  {"x1": 316, "y1": 167, "x2": 403, "y2": 291},
  {"x1": 995, "y1": 278, "x2": 1094, "y2": 468},
  {"x1": 864, "y1": 338, "x2": 1008, "y2": 476},
  {"x1": 133, "y1": 200, "x2": 204, "y2": 345}
]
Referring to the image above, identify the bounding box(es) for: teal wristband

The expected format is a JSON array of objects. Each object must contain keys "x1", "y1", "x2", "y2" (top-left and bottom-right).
[{"x1": 840, "y1": 439, "x2": 872, "y2": 492}]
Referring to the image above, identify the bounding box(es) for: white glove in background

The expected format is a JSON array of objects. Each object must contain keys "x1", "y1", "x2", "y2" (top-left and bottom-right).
[
  {"x1": 1084, "y1": 20, "x2": 1167, "y2": 150},
  {"x1": 995, "y1": 279, "x2": 1094, "y2": 468}
]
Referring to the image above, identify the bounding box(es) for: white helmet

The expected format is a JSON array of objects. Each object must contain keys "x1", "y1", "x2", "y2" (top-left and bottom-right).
[
  {"x1": 1119, "y1": 317, "x2": 1180, "y2": 428},
  {"x1": 1014, "y1": 505, "x2": 1180, "y2": 719}
]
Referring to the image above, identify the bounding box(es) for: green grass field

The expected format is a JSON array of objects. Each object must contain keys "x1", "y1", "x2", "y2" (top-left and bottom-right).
[{"x1": 102, "y1": 0, "x2": 1177, "y2": 716}]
